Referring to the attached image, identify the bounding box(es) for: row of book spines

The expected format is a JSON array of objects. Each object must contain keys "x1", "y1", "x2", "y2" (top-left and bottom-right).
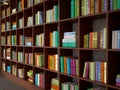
[
  {"x1": 1, "y1": 22, "x2": 11, "y2": 31},
  {"x1": 110, "y1": 0, "x2": 120, "y2": 10},
  {"x1": 36, "y1": 33, "x2": 44, "y2": 46},
  {"x1": 81, "y1": 0, "x2": 107, "y2": 16},
  {"x1": 87, "y1": 86, "x2": 106, "y2": 90},
  {"x1": 18, "y1": 52, "x2": 33, "y2": 64},
  {"x1": 2, "y1": 63, "x2": 43, "y2": 81},
  {"x1": 1, "y1": 36, "x2": 6, "y2": 45},
  {"x1": 35, "y1": 53, "x2": 44, "y2": 67},
  {"x1": 1, "y1": 0, "x2": 120, "y2": 18},
  {"x1": 7, "y1": 35, "x2": 11, "y2": 45},
  {"x1": 60, "y1": 56, "x2": 79, "y2": 76},
  {"x1": 1, "y1": 62, "x2": 24, "y2": 78},
  {"x1": 83, "y1": 61, "x2": 106, "y2": 83},
  {"x1": 18, "y1": 0, "x2": 24, "y2": 11},
  {"x1": 27, "y1": 0, "x2": 33, "y2": 7},
  {"x1": 1, "y1": 0, "x2": 43, "y2": 17},
  {"x1": 2, "y1": 63, "x2": 44, "y2": 87},
  {"x1": 27, "y1": 16, "x2": 33, "y2": 26},
  {"x1": 2, "y1": 35, "x2": 32, "y2": 46},
  {"x1": 20, "y1": 35, "x2": 24, "y2": 45},
  {"x1": 50, "y1": 31, "x2": 59, "y2": 47},
  {"x1": 71, "y1": 0, "x2": 79, "y2": 18},
  {"x1": 116, "y1": 74, "x2": 120, "y2": 86},
  {"x1": 1, "y1": 20, "x2": 22, "y2": 31},
  {"x1": 61, "y1": 82, "x2": 78, "y2": 90},
  {"x1": 83, "y1": 28, "x2": 106, "y2": 49},
  {"x1": 35, "y1": 73, "x2": 44, "y2": 88},
  {"x1": 18, "y1": 17, "x2": 24, "y2": 28},
  {"x1": 46, "y1": 5, "x2": 59, "y2": 23},
  {"x1": 48, "y1": 54, "x2": 59, "y2": 71},
  {"x1": 34, "y1": 0, "x2": 43, "y2": 5},
  {"x1": 12, "y1": 65, "x2": 17, "y2": 76},
  {"x1": 12, "y1": 51, "x2": 17, "y2": 60},
  {"x1": 112, "y1": 30, "x2": 120, "y2": 49},
  {"x1": 18, "y1": 52, "x2": 24, "y2": 63},
  {"x1": 11, "y1": 35, "x2": 16, "y2": 45},
  {"x1": 25, "y1": 53, "x2": 33, "y2": 65},
  {"x1": 35, "y1": 11, "x2": 44, "y2": 25}
]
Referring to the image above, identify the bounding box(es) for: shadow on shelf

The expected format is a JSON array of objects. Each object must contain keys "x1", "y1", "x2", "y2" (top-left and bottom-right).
[{"x1": 0, "y1": 75, "x2": 25, "y2": 90}]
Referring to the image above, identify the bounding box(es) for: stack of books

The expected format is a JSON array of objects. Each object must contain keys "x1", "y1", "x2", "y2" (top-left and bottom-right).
[
  {"x1": 62, "y1": 31, "x2": 77, "y2": 48},
  {"x1": 27, "y1": 70, "x2": 33, "y2": 83},
  {"x1": 61, "y1": 82, "x2": 78, "y2": 90},
  {"x1": 18, "y1": 68, "x2": 24, "y2": 79},
  {"x1": 116, "y1": 74, "x2": 120, "y2": 86},
  {"x1": 51, "y1": 78, "x2": 59, "y2": 90}
]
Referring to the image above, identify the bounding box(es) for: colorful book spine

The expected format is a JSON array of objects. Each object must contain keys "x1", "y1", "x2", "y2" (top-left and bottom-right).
[
  {"x1": 83, "y1": 28, "x2": 106, "y2": 49},
  {"x1": 83, "y1": 61, "x2": 106, "y2": 83}
]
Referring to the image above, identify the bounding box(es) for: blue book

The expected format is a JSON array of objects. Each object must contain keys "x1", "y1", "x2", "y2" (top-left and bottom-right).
[
  {"x1": 7, "y1": 66, "x2": 11, "y2": 73},
  {"x1": 39, "y1": 11, "x2": 44, "y2": 24},
  {"x1": 110, "y1": 0, "x2": 113, "y2": 10},
  {"x1": 117, "y1": 30, "x2": 120, "y2": 49},
  {"x1": 97, "y1": 62, "x2": 101, "y2": 82},
  {"x1": 64, "y1": 32, "x2": 76, "y2": 36},
  {"x1": 35, "y1": 74, "x2": 38, "y2": 86},
  {"x1": 67, "y1": 57, "x2": 71, "y2": 75}
]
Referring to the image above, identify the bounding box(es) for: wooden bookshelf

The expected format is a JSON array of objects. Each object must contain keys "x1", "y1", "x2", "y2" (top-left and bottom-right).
[{"x1": 0, "y1": 0, "x2": 120, "y2": 90}]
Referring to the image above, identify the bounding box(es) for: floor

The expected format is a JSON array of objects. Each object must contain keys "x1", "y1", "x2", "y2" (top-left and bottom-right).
[{"x1": 0, "y1": 76, "x2": 25, "y2": 90}]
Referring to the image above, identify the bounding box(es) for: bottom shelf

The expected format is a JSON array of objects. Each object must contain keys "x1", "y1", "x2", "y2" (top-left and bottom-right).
[{"x1": 0, "y1": 71, "x2": 44, "y2": 90}]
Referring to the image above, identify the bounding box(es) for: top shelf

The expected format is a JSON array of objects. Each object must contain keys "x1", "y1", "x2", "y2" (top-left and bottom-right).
[{"x1": 1, "y1": 0, "x2": 120, "y2": 20}]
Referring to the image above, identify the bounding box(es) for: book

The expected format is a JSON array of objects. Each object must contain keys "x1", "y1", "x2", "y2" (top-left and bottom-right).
[{"x1": 25, "y1": 37, "x2": 32, "y2": 46}]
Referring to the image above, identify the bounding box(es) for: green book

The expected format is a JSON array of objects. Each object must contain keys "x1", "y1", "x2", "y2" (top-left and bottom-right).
[
  {"x1": 62, "y1": 43, "x2": 76, "y2": 48},
  {"x1": 51, "y1": 78, "x2": 59, "y2": 86},
  {"x1": 113, "y1": 0, "x2": 117, "y2": 10},
  {"x1": 54, "y1": 5, "x2": 58, "y2": 21},
  {"x1": 117, "y1": 0, "x2": 120, "y2": 9},
  {"x1": 75, "y1": 0, "x2": 79, "y2": 17},
  {"x1": 55, "y1": 31, "x2": 59, "y2": 47},
  {"x1": 71, "y1": 0, "x2": 75, "y2": 18},
  {"x1": 61, "y1": 82, "x2": 71, "y2": 90},
  {"x1": 60, "y1": 56, "x2": 64, "y2": 73}
]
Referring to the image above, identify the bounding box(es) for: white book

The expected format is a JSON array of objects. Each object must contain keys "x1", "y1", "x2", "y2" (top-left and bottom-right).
[
  {"x1": 104, "y1": 62, "x2": 107, "y2": 83},
  {"x1": 112, "y1": 31, "x2": 115, "y2": 49}
]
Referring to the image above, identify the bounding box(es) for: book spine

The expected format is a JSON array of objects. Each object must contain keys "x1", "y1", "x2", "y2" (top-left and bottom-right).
[{"x1": 71, "y1": 0, "x2": 75, "y2": 18}]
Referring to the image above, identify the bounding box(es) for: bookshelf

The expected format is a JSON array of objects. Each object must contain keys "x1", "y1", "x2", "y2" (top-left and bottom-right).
[{"x1": 0, "y1": 0, "x2": 120, "y2": 90}]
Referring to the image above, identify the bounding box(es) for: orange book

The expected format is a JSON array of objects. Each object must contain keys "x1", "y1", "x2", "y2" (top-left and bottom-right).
[
  {"x1": 100, "y1": 62, "x2": 104, "y2": 83},
  {"x1": 48, "y1": 55, "x2": 55, "y2": 70},
  {"x1": 22, "y1": 0, "x2": 24, "y2": 10},
  {"x1": 89, "y1": 32, "x2": 93, "y2": 48},
  {"x1": 52, "y1": 8, "x2": 54, "y2": 21},
  {"x1": 51, "y1": 84, "x2": 59, "y2": 90},
  {"x1": 97, "y1": 0, "x2": 101, "y2": 13}
]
